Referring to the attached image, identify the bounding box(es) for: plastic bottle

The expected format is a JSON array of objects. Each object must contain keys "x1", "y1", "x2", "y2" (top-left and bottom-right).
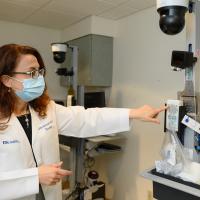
[{"x1": 67, "y1": 77, "x2": 76, "y2": 106}]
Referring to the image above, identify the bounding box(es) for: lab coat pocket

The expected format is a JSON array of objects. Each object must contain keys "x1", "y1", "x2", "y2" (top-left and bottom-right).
[{"x1": 0, "y1": 142, "x2": 24, "y2": 171}]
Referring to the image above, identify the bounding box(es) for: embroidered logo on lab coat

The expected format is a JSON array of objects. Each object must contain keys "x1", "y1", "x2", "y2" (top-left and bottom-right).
[
  {"x1": 2, "y1": 140, "x2": 20, "y2": 144},
  {"x1": 39, "y1": 120, "x2": 53, "y2": 131}
]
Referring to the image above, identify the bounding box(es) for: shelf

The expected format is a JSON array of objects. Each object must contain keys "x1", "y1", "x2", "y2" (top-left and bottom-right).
[
  {"x1": 86, "y1": 139, "x2": 123, "y2": 157},
  {"x1": 86, "y1": 134, "x2": 126, "y2": 143},
  {"x1": 87, "y1": 149, "x2": 122, "y2": 157}
]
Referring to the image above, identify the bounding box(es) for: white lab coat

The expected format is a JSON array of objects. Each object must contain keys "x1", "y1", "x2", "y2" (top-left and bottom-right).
[{"x1": 0, "y1": 101, "x2": 130, "y2": 200}]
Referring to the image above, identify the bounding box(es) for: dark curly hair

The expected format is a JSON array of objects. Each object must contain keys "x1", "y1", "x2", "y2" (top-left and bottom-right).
[{"x1": 0, "y1": 44, "x2": 50, "y2": 129}]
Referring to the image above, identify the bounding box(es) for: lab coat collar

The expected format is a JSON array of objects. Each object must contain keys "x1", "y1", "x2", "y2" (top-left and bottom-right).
[
  {"x1": 7, "y1": 106, "x2": 40, "y2": 148},
  {"x1": 8, "y1": 113, "x2": 27, "y2": 134},
  {"x1": 29, "y1": 105, "x2": 40, "y2": 147}
]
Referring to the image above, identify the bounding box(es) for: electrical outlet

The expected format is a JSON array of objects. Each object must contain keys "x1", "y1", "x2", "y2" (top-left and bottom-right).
[{"x1": 147, "y1": 190, "x2": 153, "y2": 200}]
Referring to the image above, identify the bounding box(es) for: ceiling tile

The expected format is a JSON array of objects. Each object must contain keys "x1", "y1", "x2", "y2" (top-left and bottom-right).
[
  {"x1": 43, "y1": 0, "x2": 114, "y2": 16},
  {"x1": 123, "y1": 0, "x2": 155, "y2": 10},
  {"x1": 0, "y1": 0, "x2": 51, "y2": 7},
  {"x1": 96, "y1": 0, "x2": 129, "y2": 6},
  {"x1": 0, "y1": 0, "x2": 156, "y2": 29},
  {"x1": 98, "y1": 3, "x2": 138, "y2": 20},
  {"x1": 0, "y1": 1, "x2": 38, "y2": 22},
  {"x1": 24, "y1": 9, "x2": 81, "y2": 29}
]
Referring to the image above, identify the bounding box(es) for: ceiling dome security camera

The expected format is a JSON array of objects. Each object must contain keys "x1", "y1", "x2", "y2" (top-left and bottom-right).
[
  {"x1": 157, "y1": 0, "x2": 189, "y2": 35},
  {"x1": 51, "y1": 43, "x2": 68, "y2": 63}
]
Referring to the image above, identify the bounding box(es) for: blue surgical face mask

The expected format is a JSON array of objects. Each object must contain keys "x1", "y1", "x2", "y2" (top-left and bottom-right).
[{"x1": 11, "y1": 75, "x2": 45, "y2": 102}]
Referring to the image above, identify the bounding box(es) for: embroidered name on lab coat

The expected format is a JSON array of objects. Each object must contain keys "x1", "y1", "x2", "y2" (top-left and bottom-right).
[
  {"x1": 2, "y1": 140, "x2": 20, "y2": 144},
  {"x1": 39, "y1": 120, "x2": 53, "y2": 131}
]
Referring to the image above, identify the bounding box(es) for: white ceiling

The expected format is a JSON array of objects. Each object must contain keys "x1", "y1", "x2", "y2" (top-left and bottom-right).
[{"x1": 0, "y1": 0, "x2": 155, "y2": 30}]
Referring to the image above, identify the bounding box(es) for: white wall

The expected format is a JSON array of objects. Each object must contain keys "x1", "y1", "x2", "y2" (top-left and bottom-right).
[
  {"x1": 0, "y1": 20, "x2": 66, "y2": 100},
  {"x1": 98, "y1": 7, "x2": 186, "y2": 200},
  {"x1": 61, "y1": 16, "x2": 117, "y2": 41},
  {"x1": 91, "y1": 16, "x2": 117, "y2": 37},
  {"x1": 61, "y1": 16, "x2": 92, "y2": 41}
]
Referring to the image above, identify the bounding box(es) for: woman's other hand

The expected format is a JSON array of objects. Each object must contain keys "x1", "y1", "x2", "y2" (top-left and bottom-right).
[{"x1": 38, "y1": 162, "x2": 72, "y2": 186}]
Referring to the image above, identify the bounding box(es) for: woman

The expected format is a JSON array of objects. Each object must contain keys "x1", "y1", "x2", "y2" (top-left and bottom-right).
[{"x1": 0, "y1": 44, "x2": 165, "y2": 200}]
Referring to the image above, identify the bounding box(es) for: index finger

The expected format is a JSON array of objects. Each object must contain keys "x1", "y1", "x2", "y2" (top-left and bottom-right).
[
  {"x1": 57, "y1": 169, "x2": 72, "y2": 177},
  {"x1": 51, "y1": 161, "x2": 63, "y2": 168},
  {"x1": 156, "y1": 106, "x2": 168, "y2": 113}
]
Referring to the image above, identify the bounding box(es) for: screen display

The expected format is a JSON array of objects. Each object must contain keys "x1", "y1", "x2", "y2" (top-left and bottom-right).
[{"x1": 84, "y1": 92, "x2": 106, "y2": 109}]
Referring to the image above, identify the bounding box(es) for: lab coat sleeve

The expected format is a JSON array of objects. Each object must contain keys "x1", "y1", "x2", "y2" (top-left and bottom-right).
[
  {"x1": 0, "y1": 168, "x2": 39, "y2": 200},
  {"x1": 54, "y1": 102, "x2": 130, "y2": 138}
]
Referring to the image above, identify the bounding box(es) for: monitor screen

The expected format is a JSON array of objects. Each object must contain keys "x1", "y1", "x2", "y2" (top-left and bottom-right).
[{"x1": 84, "y1": 91, "x2": 106, "y2": 109}]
